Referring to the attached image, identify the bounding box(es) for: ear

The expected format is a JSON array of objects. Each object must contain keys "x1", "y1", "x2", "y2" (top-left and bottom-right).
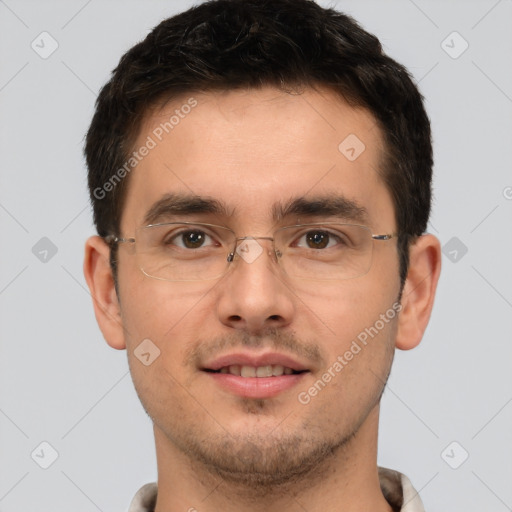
[
  {"x1": 83, "y1": 235, "x2": 126, "y2": 350},
  {"x1": 395, "y1": 234, "x2": 441, "y2": 350}
]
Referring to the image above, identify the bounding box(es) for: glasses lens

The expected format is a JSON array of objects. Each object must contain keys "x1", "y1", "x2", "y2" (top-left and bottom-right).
[
  {"x1": 132, "y1": 222, "x2": 374, "y2": 281},
  {"x1": 135, "y1": 223, "x2": 236, "y2": 281},
  {"x1": 275, "y1": 224, "x2": 373, "y2": 280}
]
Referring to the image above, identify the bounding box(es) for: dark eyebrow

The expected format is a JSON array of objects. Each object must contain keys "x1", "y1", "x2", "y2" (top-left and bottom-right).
[
  {"x1": 272, "y1": 195, "x2": 369, "y2": 225},
  {"x1": 143, "y1": 193, "x2": 235, "y2": 225},
  {"x1": 142, "y1": 193, "x2": 369, "y2": 226}
]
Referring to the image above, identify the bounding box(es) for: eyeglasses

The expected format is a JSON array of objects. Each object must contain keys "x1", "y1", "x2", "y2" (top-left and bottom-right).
[{"x1": 105, "y1": 221, "x2": 396, "y2": 282}]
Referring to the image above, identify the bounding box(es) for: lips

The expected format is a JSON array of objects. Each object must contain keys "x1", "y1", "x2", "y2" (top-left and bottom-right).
[
  {"x1": 201, "y1": 352, "x2": 310, "y2": 399},
  {"x1": 202, "y1": 352, "x2": 309, "y2": 373},
  {"x1": 211, "y1": 364, "x2": 299, "y2": 377}
]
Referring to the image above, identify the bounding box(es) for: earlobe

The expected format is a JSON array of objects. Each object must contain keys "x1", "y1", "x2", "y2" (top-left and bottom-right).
[
  {"x1": 395, "y1": 234, "x2": 442, "y2": 351},
  {"x1": 83, "y1": 236, "x2": 126, "y2": 350}
]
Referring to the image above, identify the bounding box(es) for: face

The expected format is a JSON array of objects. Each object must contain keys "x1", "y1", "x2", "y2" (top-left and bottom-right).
[{"x1": 115, "y1": 87, "x2": 402, "y2": 486}]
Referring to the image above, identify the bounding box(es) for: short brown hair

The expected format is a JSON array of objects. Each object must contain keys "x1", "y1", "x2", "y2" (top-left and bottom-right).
[{"x1": 85, "y1": 0, "x2": 433, "y2": 288}]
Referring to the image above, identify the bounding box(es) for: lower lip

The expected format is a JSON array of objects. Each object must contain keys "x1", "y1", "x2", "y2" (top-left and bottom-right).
[{"x1": 204, "y1": 371, "x2": 308, "y2": 399}]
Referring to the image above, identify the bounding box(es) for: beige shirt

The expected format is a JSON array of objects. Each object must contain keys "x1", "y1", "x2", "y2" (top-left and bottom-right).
[{"x1": 128, "y1": 467, "x2": 425, "y2": 512}]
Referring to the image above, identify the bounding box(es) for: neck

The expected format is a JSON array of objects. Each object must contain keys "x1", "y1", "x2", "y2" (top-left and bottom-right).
[{"x1": 153, "y1": 405, "x2": 392, "y2": 512}]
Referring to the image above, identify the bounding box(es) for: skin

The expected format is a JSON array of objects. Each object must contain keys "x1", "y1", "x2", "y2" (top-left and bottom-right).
[{"x1": 84, "y1": 86, "x2": 441, "y2": 511}]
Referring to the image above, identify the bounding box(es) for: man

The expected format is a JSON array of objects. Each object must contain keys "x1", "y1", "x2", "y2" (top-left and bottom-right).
[{"x1": 83, "y1": 0, "x2": 441, "y2": 510}]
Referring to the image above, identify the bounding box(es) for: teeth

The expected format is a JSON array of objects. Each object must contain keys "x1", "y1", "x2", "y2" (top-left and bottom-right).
[
  {"x1": 256, "y1": 365, "x2": 273, "y2": 377},
  {"x1": 217, "y1": 364, "x2": 299, "y2": 377},
  {"x1": 272, "y1": 365, "x2": 284, "y2": 376},
  {"x1": 229, "y1": 365, "x2": 240, "y2": 375},
  {"x1": 241, "y1": 366, "x2": 256, "y2": 377}
]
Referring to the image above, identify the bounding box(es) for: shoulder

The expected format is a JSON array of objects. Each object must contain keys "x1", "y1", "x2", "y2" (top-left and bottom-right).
[
  {"x1": 379, "y1": 467, "x2": 426, "y2": 512},
  {"x1": 128, "y1": 482, "x2": 158, "y2": 512}
]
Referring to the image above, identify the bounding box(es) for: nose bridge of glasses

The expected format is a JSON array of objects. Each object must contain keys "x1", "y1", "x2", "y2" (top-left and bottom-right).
[
  {"x1": 235, "y1": 235, "x2": 275, "y2": 243},
  {"x1": 227, "y1": 235, "x2": 279, "y2": 264}
]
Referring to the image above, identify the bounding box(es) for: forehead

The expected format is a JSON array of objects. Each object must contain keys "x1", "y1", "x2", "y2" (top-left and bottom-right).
[{"x1": 121, "y1": 87, "x2": 394, "y2": 232}]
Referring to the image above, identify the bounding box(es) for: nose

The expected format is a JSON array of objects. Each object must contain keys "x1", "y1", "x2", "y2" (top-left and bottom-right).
[{"x1": 216, "y1": 237, "x2": 295, "y2": 334}]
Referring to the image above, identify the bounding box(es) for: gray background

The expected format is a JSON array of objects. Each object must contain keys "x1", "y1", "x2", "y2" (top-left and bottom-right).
[{"x1": 1, "y1": 0, "x2": 511, "y2": 510}]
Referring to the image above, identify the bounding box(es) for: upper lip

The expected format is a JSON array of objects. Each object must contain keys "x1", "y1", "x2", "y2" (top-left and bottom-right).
[{"x1": 201, "y1": 351, "x2": 310, "y2": 372}]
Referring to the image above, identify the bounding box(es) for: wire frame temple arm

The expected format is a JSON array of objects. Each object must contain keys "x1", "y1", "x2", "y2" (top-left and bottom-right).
[
  {"x1": 371, "y1": 233, "x2": 395, "y2": 241},
  {"x1": 104, "y1": 235, "x2": 135, "y2": 244}
]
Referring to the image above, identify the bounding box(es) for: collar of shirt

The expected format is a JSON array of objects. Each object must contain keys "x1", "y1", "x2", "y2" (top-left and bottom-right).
[{"x1": 128, "y1": 467, "x2": 425, "y2": 512}]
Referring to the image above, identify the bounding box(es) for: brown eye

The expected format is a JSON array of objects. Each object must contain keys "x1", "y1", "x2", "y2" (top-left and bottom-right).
[
  {"x1": 165, "y1": 229, "x2": 214, "y2": 249},
  {"x1": 305, "y1": 231, "x2": 330, "y2": 249},
  {"x1": 295, "y1": 230, "x2": 342, "y2": 250},
  {"x1": 181, "y1": 231, "x2": 207, "y2": 248}
]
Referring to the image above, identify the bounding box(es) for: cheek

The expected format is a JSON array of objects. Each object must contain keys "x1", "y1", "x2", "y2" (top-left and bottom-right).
[
  {"x1": 294, "y1": 271, "x2": 398, "y2": 346},
  {"x1": 296, "y1": 276, "x2": 399, "y2": 403},
  {"x1": 119, "y1": 276, "x2": 217, "y2": 365},
  {"x1": 119, "y1": 283, "x2": 206, "y2": 413}
]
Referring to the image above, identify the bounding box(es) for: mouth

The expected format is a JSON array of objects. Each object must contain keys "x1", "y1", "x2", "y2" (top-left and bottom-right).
[
  {"x1": 204, "y1": 364, "x2": 307, "y2": 377},
  {"x1": 200, "y1": 352, "x2": 311, "y2": 399}
]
